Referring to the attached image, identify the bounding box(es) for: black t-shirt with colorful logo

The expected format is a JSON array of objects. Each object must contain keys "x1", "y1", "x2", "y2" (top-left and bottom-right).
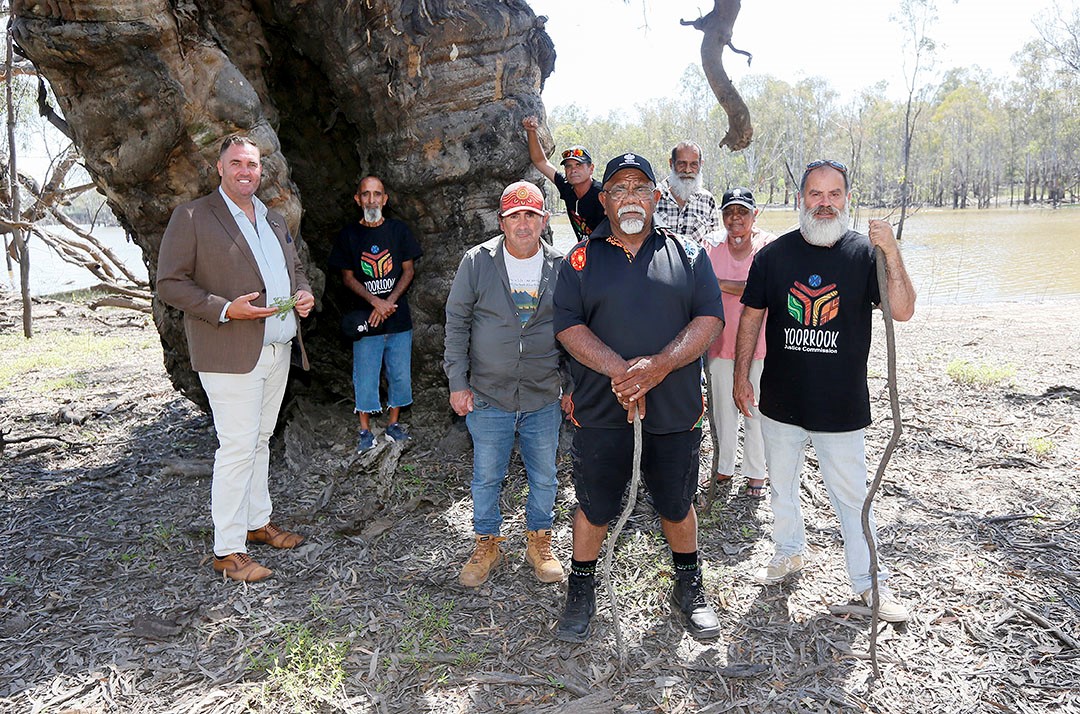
[
  {"x1": 553, "y1": 173, "x2": 605, "y2": 240},
  {"x1": 742, "y1": 229, "x2": 880, "y2": 432},
  {"x1": 329, "y1": 219, "x2": 423, "y2": 335}
]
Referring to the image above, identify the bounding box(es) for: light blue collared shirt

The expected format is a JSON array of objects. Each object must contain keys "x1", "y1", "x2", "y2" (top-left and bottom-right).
[{"x1": 218, "y1": 187, "x2": 297, "y2": 345}]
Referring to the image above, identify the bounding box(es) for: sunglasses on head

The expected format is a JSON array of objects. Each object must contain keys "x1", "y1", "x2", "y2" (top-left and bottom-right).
[
  {"x1": 561, "y1": 148, "x2": 588, "y2": 160},
  {"x1": 804, "y1": 159, "x2": 847, "y2": 173}
]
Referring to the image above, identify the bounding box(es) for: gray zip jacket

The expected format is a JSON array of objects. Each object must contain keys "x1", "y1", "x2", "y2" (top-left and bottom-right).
[{"x1": 444, "y1": 235, "x2": 565, "y2": 413}]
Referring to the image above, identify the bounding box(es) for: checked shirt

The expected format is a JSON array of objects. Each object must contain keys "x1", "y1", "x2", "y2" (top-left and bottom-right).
[{"x1": 654, "y1": 179, "x2": 719, "y2": 244}]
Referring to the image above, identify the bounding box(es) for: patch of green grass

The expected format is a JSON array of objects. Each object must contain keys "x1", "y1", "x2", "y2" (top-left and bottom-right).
[
  {"x1": 36, "y1": 374, "x2": 89, "y2": 393},
  {"x1": 248, "y1": 598, "x2": 349, "y2": 712},
  {"x1": 2, "y1": 574, "x2": 26, "y2": 587},
  {"x1": 1028, "y1": 436, "x2": 1055, "y2": 459},
  {"x1": 249, "y1": 622, "x2": 348, "y2": 712},
  {"x1": 946, "y1": 360, "x2": 1016, "y2": 387},
  {"x1": 397, "y1": 591, "x2": 485, "y2": 672},
  {"x1": 0, "y1": 332, "x2": 136, "y2": 391}
]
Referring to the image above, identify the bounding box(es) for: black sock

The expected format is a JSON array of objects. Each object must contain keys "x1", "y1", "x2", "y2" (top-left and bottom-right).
[
  {"x1": 570, "y1": 558, "x2": 597, "y2": 578},
  {"x1": 672, "y1": 550, "x2": 699, "y2": 576}
]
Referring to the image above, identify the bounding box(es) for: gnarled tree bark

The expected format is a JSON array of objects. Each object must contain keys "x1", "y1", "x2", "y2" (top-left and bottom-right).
[{"x1": 11, "y1": 0, "x2": 554, "y2": 421}]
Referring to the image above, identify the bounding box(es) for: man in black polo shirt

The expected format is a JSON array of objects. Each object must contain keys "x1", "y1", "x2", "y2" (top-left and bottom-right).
[
  {"x1": 523, "y1": 115, "x2": 604, "y2": 240},
  {"x1": 552, "y1": 152, "x2": 725, "y2": 642}
]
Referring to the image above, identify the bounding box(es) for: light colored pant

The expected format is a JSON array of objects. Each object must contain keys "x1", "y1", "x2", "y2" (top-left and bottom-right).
[
  {"x1": 199, "y1": 342, "x2": 291, "y2": 556},
  {"x1": 707, "y1": 357, "x2": 765, "y2": 479},
  {"x1": 760, "y1": 415, "x2": 890, "y2": 594}
]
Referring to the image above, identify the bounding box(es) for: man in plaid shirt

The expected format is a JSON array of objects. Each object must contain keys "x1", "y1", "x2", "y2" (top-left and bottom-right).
[{"x1": 655, "y1": 141, "x2": 719, "y2": 244}]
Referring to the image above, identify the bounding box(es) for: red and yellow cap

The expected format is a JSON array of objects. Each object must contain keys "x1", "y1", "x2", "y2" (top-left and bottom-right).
[{"x1": 499, "y1": 181, "x2": 545, "y2": 216}]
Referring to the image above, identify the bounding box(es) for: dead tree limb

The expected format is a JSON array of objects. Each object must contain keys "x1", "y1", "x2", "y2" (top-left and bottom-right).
[{"x1": 681, "y1": 0, "x2": 753, "y2": 151}]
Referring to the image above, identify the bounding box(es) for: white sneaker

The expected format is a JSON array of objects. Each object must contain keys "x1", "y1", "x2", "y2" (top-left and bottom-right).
[
  {"x1": 753, "y1": 553, "x2": 804, "y2": 585},
  {"x1": 860, "y1": 587, "x2": 910, "y2": 623}
]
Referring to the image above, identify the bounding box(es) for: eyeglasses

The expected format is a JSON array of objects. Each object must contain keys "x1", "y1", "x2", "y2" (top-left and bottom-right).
[
  {"x1": 561, "y1": 148, "x2": 589, "y2": 160},
  {"x1": 603, "y1": 184, "x2": 655, "y2": 200}
]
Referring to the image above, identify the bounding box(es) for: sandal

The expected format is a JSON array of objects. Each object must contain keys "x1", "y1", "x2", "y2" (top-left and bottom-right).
[{"x1": 743, "y1": 479, "x2": 767, "y2": 500}]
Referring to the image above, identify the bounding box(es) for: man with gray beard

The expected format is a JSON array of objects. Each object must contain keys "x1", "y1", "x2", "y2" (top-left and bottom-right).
[
  {"x1": 654, "y1": 141, "x2": 719, "y2": 244},
  {"x1": 733, "y1": 159, "x2": 916, "y2": 621},
  {"x1": 552, "y1": 152, "x2": 725, "y2": 642},
  {"x1": 329, "y1": 176, "x2": 423, "y2": 452}
]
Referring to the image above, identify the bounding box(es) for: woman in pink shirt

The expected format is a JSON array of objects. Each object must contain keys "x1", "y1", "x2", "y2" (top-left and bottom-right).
[{"x1": 705, "y1": 188, "x2": 776, "y2": 499}]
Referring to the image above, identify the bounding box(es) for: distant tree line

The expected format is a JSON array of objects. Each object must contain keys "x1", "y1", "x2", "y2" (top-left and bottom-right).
[{"x1": 547, "y1": 34, "x2": 1079, "y2": 211}]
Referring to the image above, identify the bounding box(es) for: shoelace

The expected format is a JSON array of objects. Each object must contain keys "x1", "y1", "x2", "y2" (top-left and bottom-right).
[
  {"x1": 531, "y1": 535, "x2": 554, "y2": 561},
  {"x1": 470, "y1": 539, "x2": 501, "y2": 564}
]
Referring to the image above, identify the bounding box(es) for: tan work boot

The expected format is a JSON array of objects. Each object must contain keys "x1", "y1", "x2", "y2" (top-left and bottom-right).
[
  {"x1": 525, "y1": 529, "x2": 565, "y2": 583},
  {"x1": 459, "y1": 534, "x2": 505, "y2": 587}
]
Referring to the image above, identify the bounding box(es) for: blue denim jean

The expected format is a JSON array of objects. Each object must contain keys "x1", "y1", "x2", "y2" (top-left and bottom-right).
[
  {"x1": 352, "y1": 329, "x2": 413, "y2": 414},
  {"x1": 465, "y1": 399, "x2": 561, "y2": 535}
]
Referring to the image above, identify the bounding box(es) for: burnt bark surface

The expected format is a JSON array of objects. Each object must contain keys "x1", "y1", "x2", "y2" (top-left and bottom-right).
[{"x1": 11, "y1": 0, "x2": 554, "y2": 422}]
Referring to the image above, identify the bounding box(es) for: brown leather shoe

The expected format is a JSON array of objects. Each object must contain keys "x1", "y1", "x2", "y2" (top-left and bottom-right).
[
  {"x1": 247, "y1": 522, "x2": 304, "y2": 549},
  {"x1": 212, "y1": 552, "x2": 272, "y2": 582}
]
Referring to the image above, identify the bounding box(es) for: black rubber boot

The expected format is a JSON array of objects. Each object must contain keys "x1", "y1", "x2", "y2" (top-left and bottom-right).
[
  {"x1": 671, "y1": 569, "x2": 720, "y2": 640},
  {"x1": 556, "y1": 574, "x2": 596, "y2": 643}
]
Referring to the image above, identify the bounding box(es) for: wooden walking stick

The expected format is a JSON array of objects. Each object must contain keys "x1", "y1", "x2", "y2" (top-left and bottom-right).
[
  {"x1": 861, "y1": 243, "x2": 902, "y2": 678},
  {"x1": 601, "y1": 412, "x2": 643, "y2": 668}
]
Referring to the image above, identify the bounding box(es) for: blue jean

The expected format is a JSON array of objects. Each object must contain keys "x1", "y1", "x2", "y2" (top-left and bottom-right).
[
  {"x1": 352, "y1": 329, "x2": 413, "y2": 414},
  {"x1": 465, "y1": 399, "x2": 561, "y2": 535},
  {"x1": 760, "y1": 415, "x2": 890, "y2": 594}
]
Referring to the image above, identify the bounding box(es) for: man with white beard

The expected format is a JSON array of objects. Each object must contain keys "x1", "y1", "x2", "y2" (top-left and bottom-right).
[
  {"x1": 329, "y1": 176, "x2": 423, "y2": 452},
  {"x1": 733, "y1": 160, "x2": 916, "y2": 622},
  {"x1": 654, "y1": 141, "x2": 719, "y2": 244},
  {"x1": 552, "y1": 152, "x2": 725, "y2": 642}
]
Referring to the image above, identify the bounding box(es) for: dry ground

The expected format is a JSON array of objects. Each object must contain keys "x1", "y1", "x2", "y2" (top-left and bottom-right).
[{"x1": 1, "y1": 292, "x2": 1078, "y2": 713}]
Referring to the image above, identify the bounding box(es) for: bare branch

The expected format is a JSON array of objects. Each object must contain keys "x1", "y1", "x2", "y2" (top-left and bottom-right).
[{"x1": 681, "y1": 1, "x2": 753, "y2": 151}]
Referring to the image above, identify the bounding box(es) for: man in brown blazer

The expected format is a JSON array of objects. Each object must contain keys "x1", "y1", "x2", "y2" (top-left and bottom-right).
[{"x1": 157, "y1": 135, "x2": 315, "y2": 582}]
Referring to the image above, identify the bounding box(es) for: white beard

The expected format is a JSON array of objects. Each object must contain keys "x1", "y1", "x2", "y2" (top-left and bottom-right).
[
  {"x1": 363, "y1": 206, "x2": 383, "y2": 223},
  {"x1": 617, "y1": 206, "x2": 646, "y2": 234},
  {"x1": 799, "y1": 203, "x2": 849, "y2": 247},
  {"x1": 667, "y1": 170, "x2": 702, "y2": 202}
]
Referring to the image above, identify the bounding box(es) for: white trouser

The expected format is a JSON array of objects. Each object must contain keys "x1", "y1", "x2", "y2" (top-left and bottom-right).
[
  {"x1": 199, "y1": 342, "x2": 291, "y2": 556},
  {"x1": 760, "y1": 414, "x2": 890, "y2": 594},
  {"x1": 706, "y1": 357, "x2": 765, "y2": 479}
]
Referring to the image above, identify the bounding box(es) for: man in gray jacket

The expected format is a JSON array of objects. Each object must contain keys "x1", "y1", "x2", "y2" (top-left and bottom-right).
[{"x1": 444, "y1": 180, "x2": 568, "y2": 588}]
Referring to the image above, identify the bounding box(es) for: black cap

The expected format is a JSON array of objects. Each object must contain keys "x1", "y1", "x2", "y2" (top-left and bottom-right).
[
  {"x1": 601, "y1": 152, "x2": 656, "y2": 185},
  {"x1": 560, "y1": 146, "x2": 592, "y2": 165},
  {"x1": 721, "y1": 187, "x2": 756, "y2": 211}
]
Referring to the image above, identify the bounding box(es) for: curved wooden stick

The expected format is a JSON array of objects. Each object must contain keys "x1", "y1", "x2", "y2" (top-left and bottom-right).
[
  {"x1": 861, "y1": 245, "x2": 902, "y2": 678},
  {"x1": 601, "y1": 413, "x2": 643, "y2": 668}
]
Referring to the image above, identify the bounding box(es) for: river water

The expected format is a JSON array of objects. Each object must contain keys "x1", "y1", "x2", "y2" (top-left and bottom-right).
[
  {"x1": 5, "y1": 207, "x2": 1078, "y2": 305},
  {"x1": 551, "y1": 206, "x2": 1080, "y2": 306}
]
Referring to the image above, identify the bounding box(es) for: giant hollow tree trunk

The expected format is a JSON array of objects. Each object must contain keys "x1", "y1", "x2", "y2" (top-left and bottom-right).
[{"x1": 11, "y1": 0, "x2": 555, "y2": 424}]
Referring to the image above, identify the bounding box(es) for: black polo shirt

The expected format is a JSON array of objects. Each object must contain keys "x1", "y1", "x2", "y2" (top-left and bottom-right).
[
  {"x1": 553, "y1": 173, "x2": 604, "y2": 240},
  {"x1": 553, "y1": 223, "x2": 724, "y2": 434}
]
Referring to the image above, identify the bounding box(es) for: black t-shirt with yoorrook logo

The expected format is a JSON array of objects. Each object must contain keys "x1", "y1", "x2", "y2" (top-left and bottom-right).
[
  {"x1": 328, "y1": 219, "x2": 423, "y2": 335},
  {"x1": 741, "y1": 229, "x2": 880, "y2": 432}
]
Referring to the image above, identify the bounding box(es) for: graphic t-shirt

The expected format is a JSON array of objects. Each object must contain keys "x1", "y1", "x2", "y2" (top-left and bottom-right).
[
  {"x1": 553, "y1": 173, "x2": 604, "y2": 240},
  {"x1": 503, "y1": 246, "x2": 544, "y2": 326},
  {"x1": 328, "y1": 218, "x2": 423, "y2": 334},
  {"x1": 741, "y1": 229, "x2": 880, "y2": 432}
]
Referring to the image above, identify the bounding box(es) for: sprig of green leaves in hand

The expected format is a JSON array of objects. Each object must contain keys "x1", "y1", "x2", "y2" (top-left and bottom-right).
[{"x1": 271, "y1": 295, "x2": 298, "y2": 320}]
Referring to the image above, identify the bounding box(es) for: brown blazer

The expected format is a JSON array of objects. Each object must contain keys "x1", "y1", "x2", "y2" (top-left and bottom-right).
[{"x1": 157, "y1": 190, "x2": 311, "y2": 374}]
